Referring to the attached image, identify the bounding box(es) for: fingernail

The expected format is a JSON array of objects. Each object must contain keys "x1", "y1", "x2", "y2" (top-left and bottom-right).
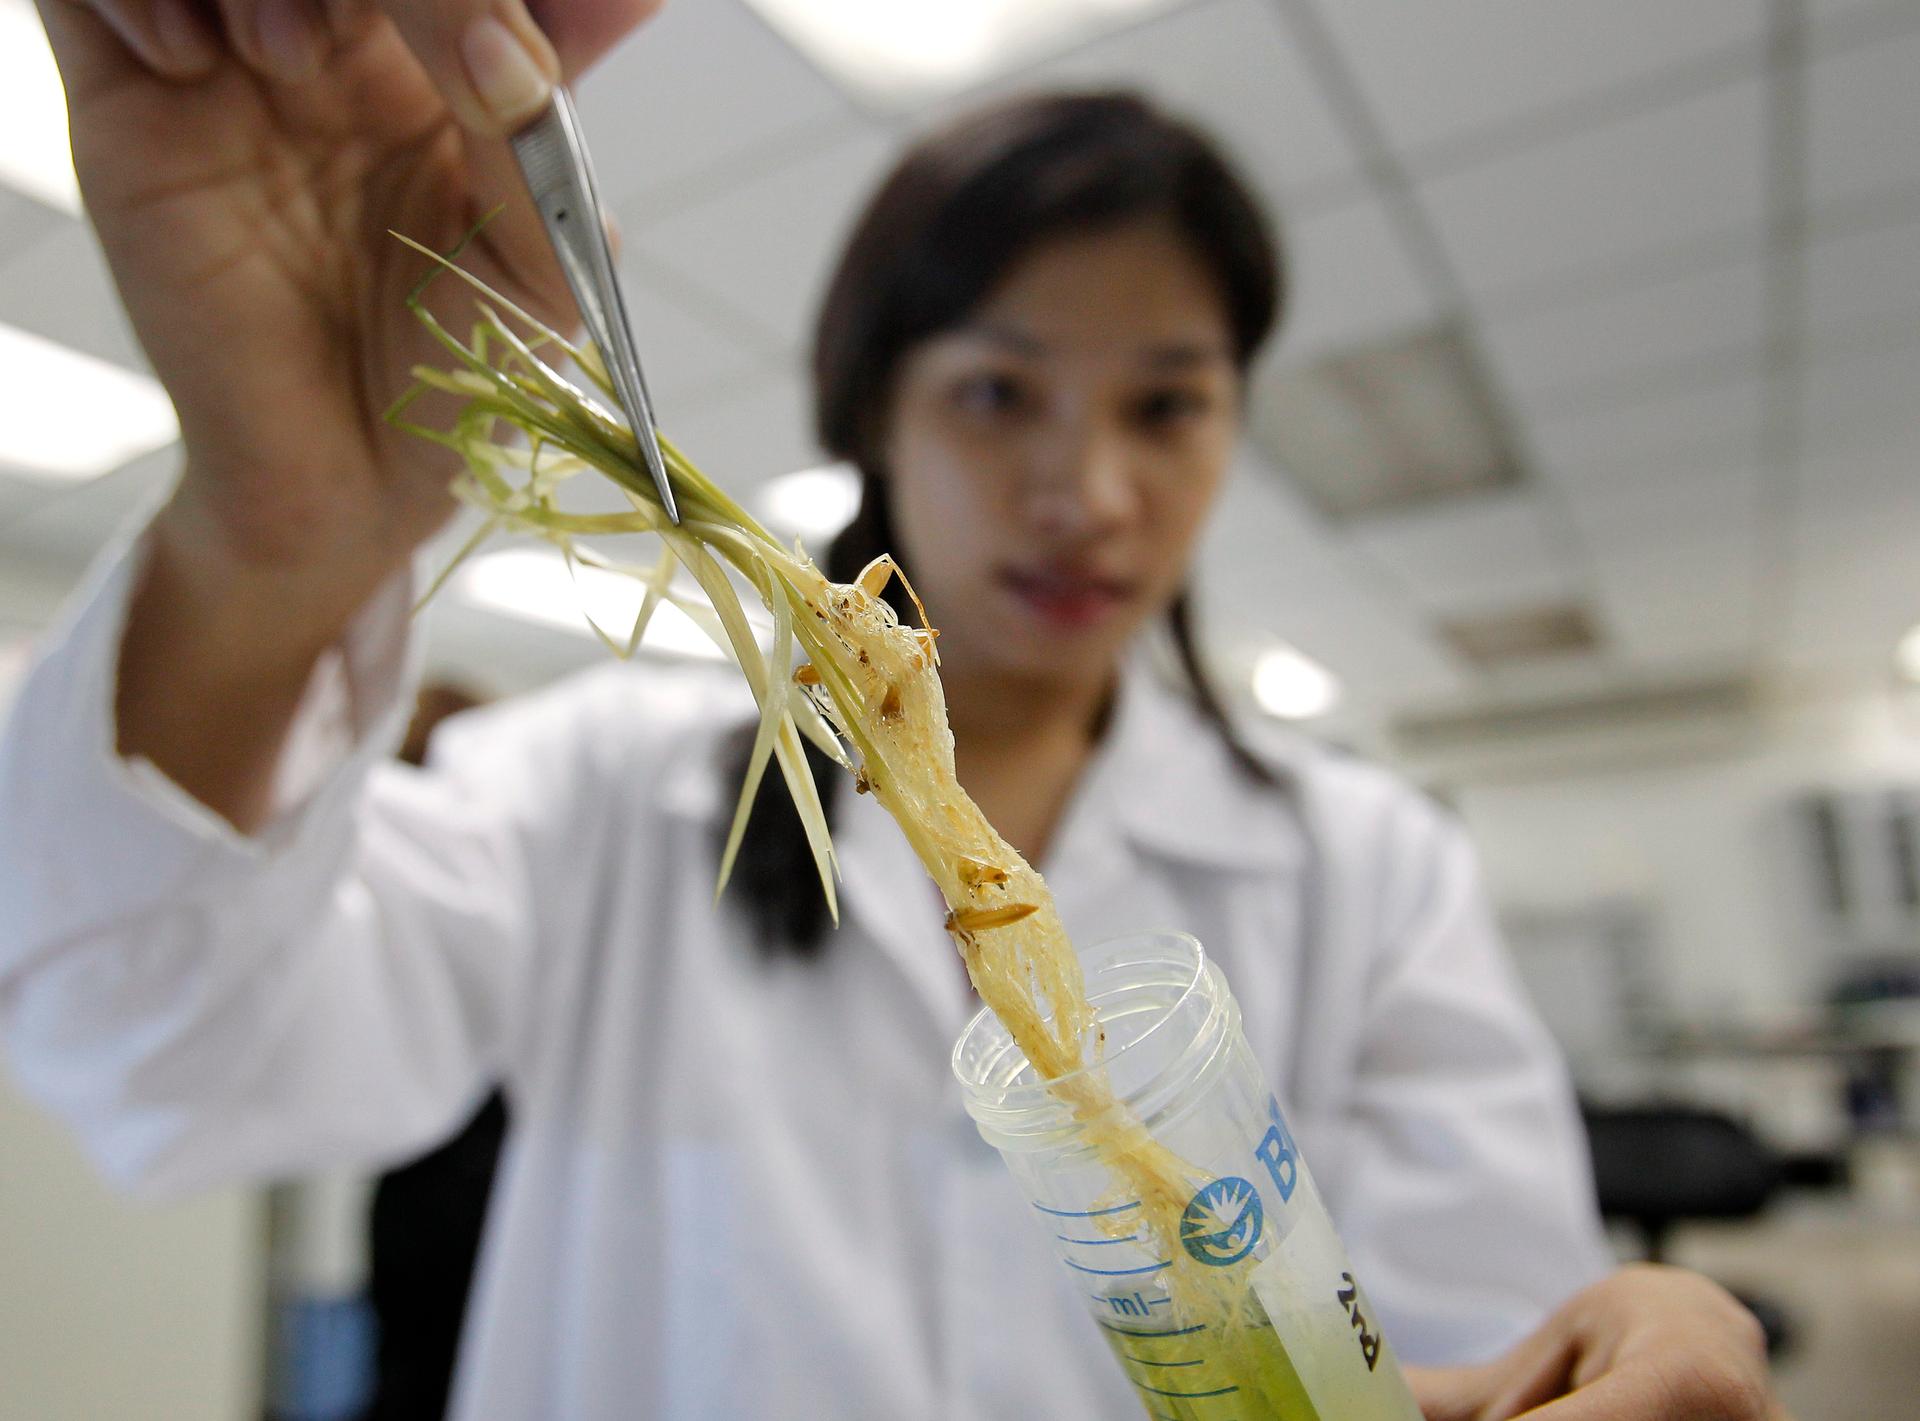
[
  {"x1": 152, "y1": 0, "x2": 220, "y2": 74},
  {"x1": 256, "y1": 0, "x2": 322, "y2": 79},
  {"x1": 462, "y1": 15, "x2": 554, "y2": 127}
]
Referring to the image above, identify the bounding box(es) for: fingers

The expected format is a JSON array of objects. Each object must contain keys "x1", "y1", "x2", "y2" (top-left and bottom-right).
[
  {"x1": 373, "y1": 0, "x2": 664, "y2": 133},
  {"x1": 172, "y1": 0, "x2": 566, "y2": 125},
  {"x1": 1494, "y1": 1267, "x2": 1773, "y2": 1421},
  {"x1": 1406, "y1": 1362, "x2": 1508, "y2": 1421},
  {"x1": 528, "y1": 0, "x2": 662, "y2": 78},
  {"x1": 440, "y1": 1, "x2": 644, "y2": 327},
  {"x1": 1514, "y1": 1352, "x2": 1773, "y2": 1421},
  {"x1": 371, "y1": 0, "x2": 560, "y2": 132},
  {"x1": 37, "y1": 0, "x2": 221, "y2": 95},
  {"x1": 197, "y1": 0, "x2": 324, "y2": 81}
]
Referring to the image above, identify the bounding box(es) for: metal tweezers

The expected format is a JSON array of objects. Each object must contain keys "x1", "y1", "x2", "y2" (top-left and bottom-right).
[{"x1": 510, "y1": 89, "x2": 680, "y2": 523}]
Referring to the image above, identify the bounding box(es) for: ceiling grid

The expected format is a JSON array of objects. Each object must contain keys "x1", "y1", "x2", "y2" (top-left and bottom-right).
[
  {"x1": 1756, "y1": 0, "x2": 1811, "y2": 657},
  {"x1": 1268, "y1": 0, "x2": 1607, "y2": 674},
  {"x1": 2, "y1": 0, "x2": 1917, "y2": 724}
]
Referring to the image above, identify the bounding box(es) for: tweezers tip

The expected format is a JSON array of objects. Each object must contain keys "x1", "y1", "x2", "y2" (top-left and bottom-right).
[{"x1": 639, "y1": 432, "x2": 680, "y2": 524}]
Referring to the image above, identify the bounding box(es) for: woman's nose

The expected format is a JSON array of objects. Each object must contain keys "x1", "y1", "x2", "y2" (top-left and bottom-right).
[{"x1": 1025, "y1": 418, "x2": 1138, "y2": 537}]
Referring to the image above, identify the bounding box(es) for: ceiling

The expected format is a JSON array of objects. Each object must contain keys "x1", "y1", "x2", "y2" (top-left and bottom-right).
[{"x1": 2, "y1": 0, "x2": 1918, "y2": 741}]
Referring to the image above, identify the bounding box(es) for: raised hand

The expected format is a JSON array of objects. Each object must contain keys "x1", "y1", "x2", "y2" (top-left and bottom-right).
[{"x1": 33, "y1": 0, "x2": 660, "y2": 824}]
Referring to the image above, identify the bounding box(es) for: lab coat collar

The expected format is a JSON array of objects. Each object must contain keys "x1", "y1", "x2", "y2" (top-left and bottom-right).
[
  {"x1": 656, "y1": 657, "x2": 1300, "y2": 874},
  {"x1": 655, "y1": 656, "x2": 1301, "y2": 1031},
  {"x1": 655, "y1": 678, "x2": 969, "y2": 1033},
  {"x1": 1090, "y1": 658, "x2": 1303, "y2": 876}
]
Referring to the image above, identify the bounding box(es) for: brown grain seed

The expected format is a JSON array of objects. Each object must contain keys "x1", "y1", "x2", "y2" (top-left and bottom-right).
[{"x1": 945, "y1": 903, "x2": 1038, "y2": 932}]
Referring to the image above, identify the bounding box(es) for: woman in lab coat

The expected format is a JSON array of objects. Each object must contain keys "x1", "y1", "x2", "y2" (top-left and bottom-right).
[{"x1": 2, "y1": 0, "x2": 1778, "y2": 1416}]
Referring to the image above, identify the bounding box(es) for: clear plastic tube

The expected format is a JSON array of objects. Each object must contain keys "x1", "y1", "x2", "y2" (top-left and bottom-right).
[{"x1": 952, "y1": 932, "x2": 1423, "y2": 1421}]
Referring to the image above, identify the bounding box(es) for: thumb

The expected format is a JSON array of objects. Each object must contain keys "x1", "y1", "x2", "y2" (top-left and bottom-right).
[
  {"x1": 529, "y1": 0, "x2": 663, "y2": 78},
  {"x1": 376, "y1": 0, "x2": 561, "y2": 133},
  {"x1": 376, "y1": 0, "x2": 663, "y2": 134}
]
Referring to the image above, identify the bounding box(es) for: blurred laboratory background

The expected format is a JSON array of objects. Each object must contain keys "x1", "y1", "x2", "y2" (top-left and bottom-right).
[{"x1": 4, "y1": 1, "x2": 1920, "y2": 1418}]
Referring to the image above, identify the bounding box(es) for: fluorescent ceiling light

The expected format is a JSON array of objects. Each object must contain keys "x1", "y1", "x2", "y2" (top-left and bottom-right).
[
  {"x1": 1897, "y1": 624, "x2": 1920, "y2": 685},
  {"x1": 0, "y1": 321, "x2": 178, "y2": 481},
  {"x1": 1251, "y1": 642, "x2": 1340, "y2": 721},
  {"x1": 756, "y1": 462, "x2": 861, "y2": 543},
  {"x1": 458, "y1": 547, "x2": 724, "y2": 660},
  {"x1": 744, "y1": 0, "x2": 1179, "y2": 108},
  {"x1": 0, "y1": 0, "x2": 81, "y2": 215}
]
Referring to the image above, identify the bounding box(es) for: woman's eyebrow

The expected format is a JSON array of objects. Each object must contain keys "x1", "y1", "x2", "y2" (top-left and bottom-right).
[
  {"x1": 1140, "y1": 340, "x2": 1232, "y2": 371},
  {"x1": 955, "y1": 324, "x2": 1230, "y2": 369},
  {"x1": 957, "y1": 321, "x2": 1048, "y2": 356}
]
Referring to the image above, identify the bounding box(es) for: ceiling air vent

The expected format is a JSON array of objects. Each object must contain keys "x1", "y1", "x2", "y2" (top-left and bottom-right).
[
  {"x1": 1391, "y1": 675, "x2": 1763, "y2": 779},
  {"x1": 1250, "y1": 321, "x2": 1527, "y2": 519},
  {"x1": 1440, "y1": 603, "x2": 1602, "y2": 667}
]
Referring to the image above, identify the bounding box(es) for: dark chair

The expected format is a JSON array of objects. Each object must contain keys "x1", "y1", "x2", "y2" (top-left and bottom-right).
[
  {"x1": 1579, "y1": 1102, "x2": 1794, "y2": 1358},
  {"x1": 356, "y1": 1091, "x2": 508, "y2": 1421}
]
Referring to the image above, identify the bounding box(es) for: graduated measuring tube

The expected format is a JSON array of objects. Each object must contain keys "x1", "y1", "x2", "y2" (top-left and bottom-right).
[{"x1": 952, "y1": 932, "x2": 1423, "y2": 1420}]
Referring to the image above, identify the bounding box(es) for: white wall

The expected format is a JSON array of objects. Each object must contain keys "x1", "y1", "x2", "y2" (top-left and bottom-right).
[
  {"x1": 0, "y1": 1078, "x2": 264, "y2": 1421},
  {"x1": 1432, "y1": 682, "x2": 1920, "y2": 1026},
  {"x1": 0, "y1": 576, "x2": 264, "y2": 1421}
]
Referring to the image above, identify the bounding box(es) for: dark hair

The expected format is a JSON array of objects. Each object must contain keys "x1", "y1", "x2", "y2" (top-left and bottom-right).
[{"x1": 726, "y1": 91, "x2": 1286, "y2": 955}]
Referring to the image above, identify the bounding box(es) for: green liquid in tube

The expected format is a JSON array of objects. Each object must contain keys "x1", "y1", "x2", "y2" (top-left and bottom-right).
[{"x1": 1103, "y1": 1290, "x2": 1322, "y2": 1420}]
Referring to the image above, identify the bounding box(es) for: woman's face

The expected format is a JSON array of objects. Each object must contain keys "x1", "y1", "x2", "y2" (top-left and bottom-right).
[{"x1": 883, "y1": 221, "x2": 1242, "y2": 689}]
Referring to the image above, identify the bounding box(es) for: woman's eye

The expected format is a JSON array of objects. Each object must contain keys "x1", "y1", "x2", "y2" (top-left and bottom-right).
[
  {"x1": 953, "y1": 372, "x2": 1029, "y2": 416},
  {"x1": 1133, "y1": 388, "x2": 1211, "y2": 429}
]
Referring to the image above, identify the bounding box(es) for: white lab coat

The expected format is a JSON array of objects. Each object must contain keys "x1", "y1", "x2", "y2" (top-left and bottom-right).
[{"x1": 0, "y1": 533, "x2": 1612, "y2": 1420}]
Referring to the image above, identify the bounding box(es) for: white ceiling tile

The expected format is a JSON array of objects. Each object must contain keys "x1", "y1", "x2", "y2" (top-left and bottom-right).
[
  {"x1": 1787, "y1": 510, "x2": 1920, "y2": 670},
  {"x1": 1476, "y1": 256, "x2": 1764, "y2": 401},
  {"x1": 1800, "y1": 335, "x2": 1920, "y2": 465},
  {"x1": 1804, "y1": 215, "x2": 1920, "y2": 348},
  {"x1": 1601, "y1": 595, "x2": 1757, "y2": 666},
  {"x1": 0, "y1": 481, "x2": 40, "y2": 532},
  {"x1": 1203, "y1": 447, "x2": 1364, "y2": 590},
  {"x1": 418, "y1": 596, "x2": 604, "y2": 699},
  {"x1": 659, "y1": 368, "x2": 815, "y2": 487},
  {"x1": 1522, "y1": 374, "x2": 1762, "y2": 475},
  {"x1": 1230, "y1": 570, "x2": 1468, "y2": 706},
  {"x1": 628, "y1": 125, "x2": 899, "y2": 353},
  {"x1": 1589, "y1": 519, "x2": 1760, "y2": 662},
  {"x1": 1317, "y1": 0, "x2": 1761, "y2": 156},
  {"x1": 1589, "y1": 510, "x2": 1758, "y2": 576},
  {"x1": 1806, "y1": 0, "x2": 1897, "y2": 22},
  {"x1": 1263, "y1": 196, "x2": 1438, "y2": 365},
  {"x1": 1558, "y1": 459, "x2": 1759, "y2": 552},
  {"x1": 1780, "y1": 427, "x2": 1920, "y2": 673},
  {"x1": 1807, "y1": 24, "x2": 1920, "y2": 215},
  {"x1": 1777, "y1": 604, "x2": 1913, "y2": 678},
  {"x1": 1197, "y1": 457, "x2": 1469, "y2": 707},
  {"x1": 0, "y1": 445, "x2": 172, "y2": 571},
  {"x1": 1348, "y1": 492, "x2": 1579, "y2": 615},
  {"x1": 614, "y1": 265, "x2": 771, "y2": 407},
  {"x1": 1798, "y1": 434, "x2": 1920, "y2": 532},
  {"x1": 991, "y1": 0, "x2": 1363, "y2": 202},
  {"x1": 1417, "y1": 77, "x2": 1764, "y2": 298},
  {"x1": 0, "y1": 187, "x2": 63, "y2": 261},
  {"x1": 571, "y1": 0, "x2": 854, "y2": 210},
  {"x1": 1793, "y1": 507, "x2": 1920, "y2": 601},
  {"x1": 0, "y1": 220, "x2": 145, "y2": 370}
]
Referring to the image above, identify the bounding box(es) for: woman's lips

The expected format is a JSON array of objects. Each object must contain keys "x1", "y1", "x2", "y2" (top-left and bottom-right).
[{"x1": 999, "y1": 566, "x2": 1136, "y2": 631}]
